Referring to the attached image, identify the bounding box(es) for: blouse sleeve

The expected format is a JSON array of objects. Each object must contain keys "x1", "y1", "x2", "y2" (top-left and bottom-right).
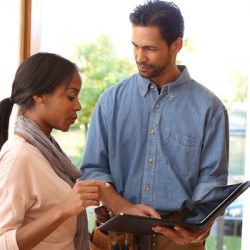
[
  {"x1": 0, "y1": 229, "x2": 19, "y2": 250},
  {"x1": 0, "y1": 191, "x2": 26, "y2": 250}
]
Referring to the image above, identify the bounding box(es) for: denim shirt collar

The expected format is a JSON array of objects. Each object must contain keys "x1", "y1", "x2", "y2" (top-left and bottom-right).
[{"x1": 137, "y1": 65, "x2": 191, "y2": 100}]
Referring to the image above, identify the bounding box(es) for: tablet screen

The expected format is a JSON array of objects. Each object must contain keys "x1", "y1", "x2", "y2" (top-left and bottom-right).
[{"x1": 179, "y1": 183, "x2": 245, "y2": 223}]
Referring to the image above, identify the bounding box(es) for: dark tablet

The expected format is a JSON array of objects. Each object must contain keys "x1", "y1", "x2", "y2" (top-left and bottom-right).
[{"x1": 97, "y1": 181, "x2": 250, "y2": 234}]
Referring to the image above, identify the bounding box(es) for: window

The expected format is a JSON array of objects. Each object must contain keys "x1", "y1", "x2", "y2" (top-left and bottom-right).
[{"x1": 23, "y1": 1, "x2": 250, "y2": 249}]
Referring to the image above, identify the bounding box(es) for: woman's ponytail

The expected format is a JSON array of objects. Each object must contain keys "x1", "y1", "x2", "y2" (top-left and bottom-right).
[{"x1": 0, "y1": 97, "x2": 14, "y2": 149}]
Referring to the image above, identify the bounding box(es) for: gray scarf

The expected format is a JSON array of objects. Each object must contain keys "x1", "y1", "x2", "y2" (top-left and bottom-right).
[{"x1": 14, "y1": 116, "x2": 89, "y2": 250}]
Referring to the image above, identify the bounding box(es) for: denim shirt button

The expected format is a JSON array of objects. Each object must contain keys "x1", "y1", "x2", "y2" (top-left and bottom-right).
[
  {"x1": 150, "y1": 129, "x2": 155, "y2": 135},
  {"x1": 144, "y1": 185, "x2": 150, "y2": 191},
  {"x1": 148, "y1": 158, "x2": 154, "y2": 164},
  {"x1": 170, "y1": 93, "x2": 175, "y2": 100}
]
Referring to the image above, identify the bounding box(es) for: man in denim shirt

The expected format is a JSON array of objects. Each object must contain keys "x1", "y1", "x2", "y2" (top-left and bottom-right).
[{"x1": 80, "y1": 1, "x2": 229, "y2": 249}]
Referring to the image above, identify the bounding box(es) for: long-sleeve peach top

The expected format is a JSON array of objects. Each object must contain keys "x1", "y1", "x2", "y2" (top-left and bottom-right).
[{"x1": 0, "y1": 135, "x2": 77, "y2": 250}]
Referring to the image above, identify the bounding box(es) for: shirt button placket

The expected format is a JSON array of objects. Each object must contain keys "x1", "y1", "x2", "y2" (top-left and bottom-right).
[{"x1": 141, "y1": 96, "x2": 162, "y2": 205}]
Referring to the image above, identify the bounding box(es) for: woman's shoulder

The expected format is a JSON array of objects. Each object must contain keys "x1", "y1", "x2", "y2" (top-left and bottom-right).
[
  {"x1": 0, "y1": 135, "x2": 47, "y2": 179},
  {"x1": 1, "y1": 134, "x2": 41, "y2": 160}
]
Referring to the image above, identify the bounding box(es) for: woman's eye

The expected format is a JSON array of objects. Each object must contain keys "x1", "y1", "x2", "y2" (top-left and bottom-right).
[{"x1": 67, "y1": 96, "x2": 75, "y2": 101}]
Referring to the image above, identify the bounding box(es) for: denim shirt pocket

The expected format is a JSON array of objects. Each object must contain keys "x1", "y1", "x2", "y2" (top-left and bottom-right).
[{"x1": 164, "y1": 130, "x2": 202, "y2": 176}]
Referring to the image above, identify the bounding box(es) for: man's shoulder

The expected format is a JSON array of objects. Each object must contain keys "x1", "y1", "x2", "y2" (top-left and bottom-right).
[
  {"x1": 189, "y1": 79, "x2": 225, "y2": 107},
  {"x1": 175, "y1": 66, "x2": 224, "y2": 108}
]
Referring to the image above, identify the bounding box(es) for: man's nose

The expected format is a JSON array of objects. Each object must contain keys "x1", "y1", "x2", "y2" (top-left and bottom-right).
[{"x1": 136, "y1": 49, "x2": 147, "y2": 64}]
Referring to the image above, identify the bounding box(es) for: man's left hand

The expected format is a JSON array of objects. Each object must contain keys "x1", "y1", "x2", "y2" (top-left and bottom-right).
[{"x1": 152, "y1": 224, "x2": 211, "y2": 245}]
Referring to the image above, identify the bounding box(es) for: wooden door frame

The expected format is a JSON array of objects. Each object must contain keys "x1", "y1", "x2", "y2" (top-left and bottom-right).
[
  {"x1": 20, "y1": 0, "x2": 31, "y2": 62},
  {"x1": 20, "y1": 0, "x2": 41, "y2": 62}
]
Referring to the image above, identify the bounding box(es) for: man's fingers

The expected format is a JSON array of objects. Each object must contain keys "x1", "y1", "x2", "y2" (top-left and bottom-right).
[
  {"x1": 153, "y1": 225, "x2": 211, "y2": 245},
  {"x1": 138, "y1": 204, "x2": 161, "y2": 218}
]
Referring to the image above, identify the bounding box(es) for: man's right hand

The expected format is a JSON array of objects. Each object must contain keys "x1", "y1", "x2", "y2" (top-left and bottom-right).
[
  {"x1": 101, "y1": 184, "x2": 160, "y2": 219},
  {"x1": 120, "y1": 203, "x2": 161, "y2": 218}
]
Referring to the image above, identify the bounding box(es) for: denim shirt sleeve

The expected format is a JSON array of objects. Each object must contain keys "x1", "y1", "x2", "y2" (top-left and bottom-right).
[
  {"x1": 192, "y1": 108, "x2": 229, "y2": 201},
  {"x1": 80, "y1": 96, "x2": 113, "y2": 183}
]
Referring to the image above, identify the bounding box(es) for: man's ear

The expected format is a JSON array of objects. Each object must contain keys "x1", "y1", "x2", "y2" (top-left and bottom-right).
[
  {"x1": 171, "y1": 38, "x2": 183, "y2": 54},
  {"x1": 33, "y1": 95, "x2": 45, "y2": 104}
]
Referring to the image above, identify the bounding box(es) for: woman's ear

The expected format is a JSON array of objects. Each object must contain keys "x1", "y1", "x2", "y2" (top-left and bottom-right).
[{"x1": 33, "y1": 95, "x2": 45, "y2": 104}]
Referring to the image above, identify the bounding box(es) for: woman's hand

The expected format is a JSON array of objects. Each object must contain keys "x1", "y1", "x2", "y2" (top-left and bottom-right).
[
  {"x1": 60, "y1": 180, "x2": 110, "y2": 217},
  {"x1": 16, "y1": 180, "x2": 109, "y2": 250}
]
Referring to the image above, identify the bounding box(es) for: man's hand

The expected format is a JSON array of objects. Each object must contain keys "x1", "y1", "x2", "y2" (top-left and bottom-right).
[
  {"x1": 118, "y1": 203, "x2": 161, "y2": 218},
  {"x1": 152, "y1": 224, "x2": 211, "y2": 245},
  {"x1": 101, "y1": 184, "x2": 160, "y2": 218}
]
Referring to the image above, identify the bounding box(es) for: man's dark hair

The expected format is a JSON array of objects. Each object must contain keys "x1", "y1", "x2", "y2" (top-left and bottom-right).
[{"x1": 129, "y1": 0, "x2": 184, "y2": 46}]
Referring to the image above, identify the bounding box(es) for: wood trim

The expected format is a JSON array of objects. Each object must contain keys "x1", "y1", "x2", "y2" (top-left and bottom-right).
[{"x1": 20, "y1": 0, "x2": 31, "y2": 62}]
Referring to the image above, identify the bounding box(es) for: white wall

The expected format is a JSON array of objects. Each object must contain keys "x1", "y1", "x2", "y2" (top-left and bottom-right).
[{"x1": 0, "y1": 0, "x2": 20, "y2": 101}]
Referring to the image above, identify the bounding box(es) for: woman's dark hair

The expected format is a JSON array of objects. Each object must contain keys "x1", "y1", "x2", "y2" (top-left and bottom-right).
[
  {"x1": 129, "y1": 0, "x2": 184, "y2": 46},
  {"x1": 0, "y1": 52, "x2": 78, "y2": 149}
]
